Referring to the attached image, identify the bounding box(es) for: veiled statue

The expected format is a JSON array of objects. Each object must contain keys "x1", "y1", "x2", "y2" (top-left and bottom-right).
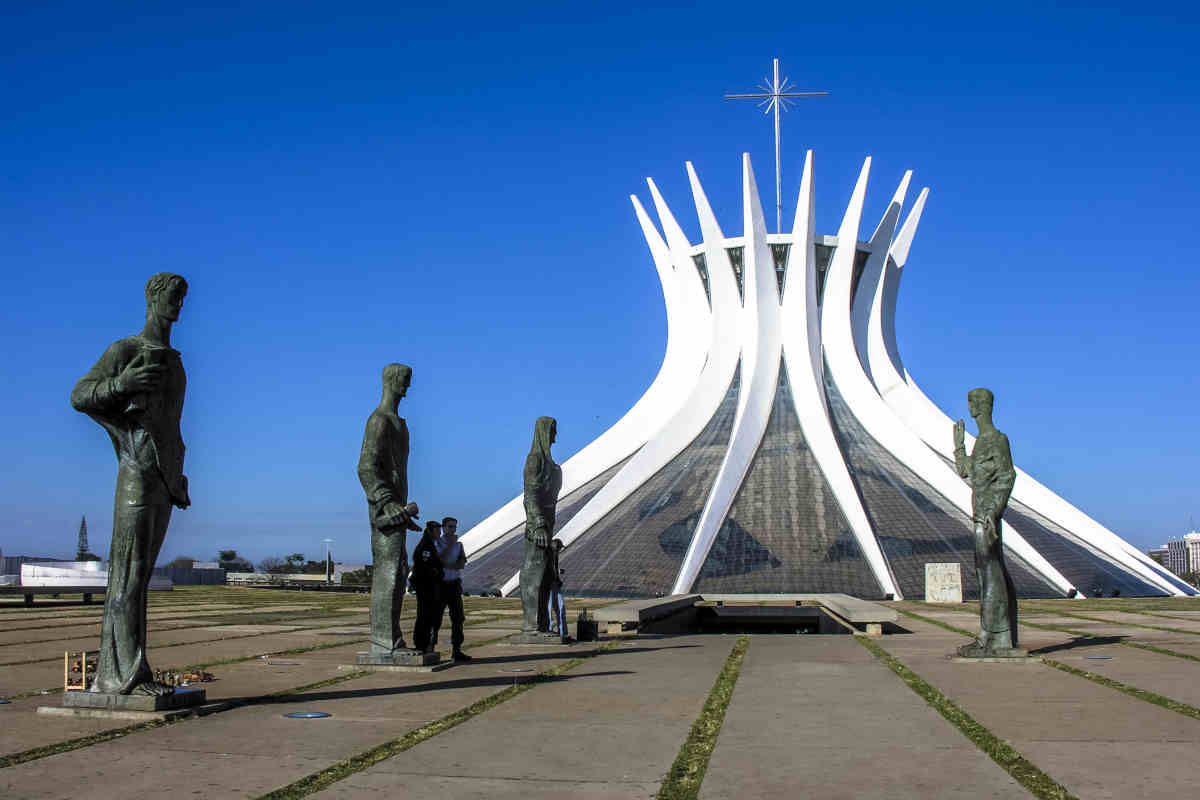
[{"x1": 520, "y1": 416, "x2": 562, "y2": 635}]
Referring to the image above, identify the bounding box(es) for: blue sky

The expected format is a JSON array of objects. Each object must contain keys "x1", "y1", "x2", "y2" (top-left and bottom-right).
[{"x1": 3, "y1": 2, "x2": 1198, "y2": 567}]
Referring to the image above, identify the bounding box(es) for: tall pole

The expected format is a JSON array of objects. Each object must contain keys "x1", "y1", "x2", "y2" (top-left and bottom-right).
[
  {"x1": 724, "y1": 59, "x2": 829, "y2": 234},
  {"x1": 773, "y1": 58, "x2": 782, "y2": 234}
]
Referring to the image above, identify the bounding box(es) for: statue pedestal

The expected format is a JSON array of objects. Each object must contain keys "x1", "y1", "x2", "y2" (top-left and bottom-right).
[
  {"x1": 349, "y1": 649, "x2": 446, "y2": 672},
  {"x1": 951, "y1": 647, "x2": 1041, "y2": 664},
  {"x1": 508, "y1": 632, "x2": 572, "y2": 646},
  {"x1": 61, "y1": 687, "x2": 207, "y2": 711},
  {"x1": 39, "y1": 688, "x2": 227, "y2": 721}
]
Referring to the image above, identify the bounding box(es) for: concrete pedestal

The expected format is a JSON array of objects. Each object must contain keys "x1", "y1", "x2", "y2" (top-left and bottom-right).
[
  {"x1": 61, "y1": 687, "x2": 207, "y2": 711},
  {"x1": 354, "y1": 649, "x2": 442, "y2": 668},
  {"x1": 39, "y1": 687, "x2": 225, "y2": 721}
]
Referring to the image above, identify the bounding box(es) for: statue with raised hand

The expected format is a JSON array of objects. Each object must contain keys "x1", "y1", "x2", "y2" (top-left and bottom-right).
[
  {"x1": 358, "y1": 363, "x2": 423, "y2": 658},
  {"x1": 70, "y1": 273, "x2": 191, "y2": 696},
  {"x1": 953, "y1": 388, "x2": 1021, "y2": 657},
  {"x1": 520, "y1": 416, "x2": 562, "y2": 635}
]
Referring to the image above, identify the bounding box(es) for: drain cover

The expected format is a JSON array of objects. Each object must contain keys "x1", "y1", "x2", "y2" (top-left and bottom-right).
[
  {"x1": 0, "y1": 699, "x2": 10, "y2": 705},
  {"x1": 1085, "y1": 656, "x2": 1113, "y2": 660},
  {"x1": 284, "y1": 711, "x2": 331, "y2": 719}
]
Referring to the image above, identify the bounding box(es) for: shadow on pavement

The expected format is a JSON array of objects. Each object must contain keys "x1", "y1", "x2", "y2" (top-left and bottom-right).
[
  {"x1": 227, "y1": 669, "x2": 636, "y2": 706},
  {"x1": 1029, "y1": 635, "x2": 1125, "y2": 655}
]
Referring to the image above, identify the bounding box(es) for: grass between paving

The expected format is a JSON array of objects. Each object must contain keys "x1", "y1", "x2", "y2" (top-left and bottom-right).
[
  {"x1": 255, "y1": 642, "x2": 620, "y2": 799},
  {"x1": 895, "y1": 607, "x2": 1200, "y2": 722},
  {"x1": 656, "y1": 634, "x2": 750, "y2": 800},
  {"x1": 1020, "y1": 607, "x2": 1200, "y2": 638},
  {"x1": 855, "y1": 636, "x2": 1079, "y2": 800},
  {"x1": 1039, "y1": 658, "x2": 1200, "y2": 721}
]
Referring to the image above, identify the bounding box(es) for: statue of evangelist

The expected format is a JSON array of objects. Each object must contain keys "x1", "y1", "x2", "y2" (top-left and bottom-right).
[
  {"x1": 953, "y1": 388, "x2": 1023, "y2": 658},
  {"x1": 70, "y1": 273, "x2": 191, "y2": 697},
  {"x1": 357, "y1": 363, "x2": 423, "y2": 661},
  {"x1": 520, "y1": 416, "x2": 562, "y2": 638}
]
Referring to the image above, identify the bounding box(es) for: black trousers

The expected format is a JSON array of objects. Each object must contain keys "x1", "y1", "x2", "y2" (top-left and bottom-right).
[
  {"x1": 434, "y1": 579, "x2": 465, "y2": 649},
  {"x1": 412, "y1": 582, "x2": 442, "y2": 651}
]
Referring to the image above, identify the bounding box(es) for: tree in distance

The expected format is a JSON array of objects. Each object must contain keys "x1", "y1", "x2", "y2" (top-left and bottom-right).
[
  {"x1": 165, "y1": 556, "x2": 195, "y2": 569},
  {"x1": 216, "y1": 549, "x2": 254, "y2": 572},
  {"x1": 258, "y1": 553, "x2": 327, "y2": 575}
]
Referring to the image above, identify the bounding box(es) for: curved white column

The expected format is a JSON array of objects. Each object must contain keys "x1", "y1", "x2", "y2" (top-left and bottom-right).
[
  {"x1": 779, "y1": 151, "x2": 900, "y2": 598},
  {"x1": 827, "y1": 158, "x2": 1075, "y2": 597},
  {"x1": 863, "y1": 200, "x2": 1185, "y2": 595},
  {"x1": 459, "y1": 184, "x2": 710, "y2": 558},
  {"x1": 497, "y1": 161, "x2": 745, "y2": 595},
  {"x1": 672, "y1": 154, "x2": 780, "y2": 593}
]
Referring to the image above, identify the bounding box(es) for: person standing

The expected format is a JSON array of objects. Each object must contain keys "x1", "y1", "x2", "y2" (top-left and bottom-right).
[
  {"x1": 410, "y1": 520, "x2": 444, "y2": 653},
  {"x1": 434, "y1": 517, "x2": 471, "y2": 661},
  {"x1": 546, "y1": 538, "x2": 568, "y2": 639}
]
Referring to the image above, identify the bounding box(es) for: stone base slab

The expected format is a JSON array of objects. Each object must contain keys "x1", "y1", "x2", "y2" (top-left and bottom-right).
[
  {"x1": 61, "y1": 688, "x2": 207, "y2": 711},
  {"x1": 507, "y1": 632, "x2": 573, "y2": 646},
  {"x1": 40, "y1": 700, "x2": 230, "y2": 722},
  {"x1": 951, "y1": 655, "x2": 1043, "y2": 664},
  {"x1": 355, "y1": 650, "x2": 441, "y2": 667},
  {"x1": 339, "y1": 661, "x2": 451, "y2": 673}
]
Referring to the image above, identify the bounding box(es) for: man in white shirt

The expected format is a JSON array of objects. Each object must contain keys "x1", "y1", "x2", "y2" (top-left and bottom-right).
[{"x1": 434, "y1": 516, "x2": 471, "y2": 661}]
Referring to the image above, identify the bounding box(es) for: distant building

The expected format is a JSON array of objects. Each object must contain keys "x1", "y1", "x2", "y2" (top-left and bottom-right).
[
  {"x1": 1165, "y1": 532, "x2": 1200, "y2": 577},
  {"x1": 1147, "y1": 546, "x2": 1169, "y2": 566}
]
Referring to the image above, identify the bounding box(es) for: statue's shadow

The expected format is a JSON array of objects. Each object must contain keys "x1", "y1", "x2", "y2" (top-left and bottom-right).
[
  {"x1": 461, "y1": 642, "x2": 701, "y2": 667},
  {"x1": 1028, "y1": 635, "x2": 1125, "y2": 656},
  {"x1": 224, "y1": 643, "x2": 699, "y2": 707},
  {"x1": 232, "y1": 669, "x2": 636, "y2": 707}
]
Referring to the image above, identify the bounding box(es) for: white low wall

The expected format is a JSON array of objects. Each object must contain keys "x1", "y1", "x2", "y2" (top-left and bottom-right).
[{"x1": 19, "y1": 562, "x2": 173, "y2": 590}]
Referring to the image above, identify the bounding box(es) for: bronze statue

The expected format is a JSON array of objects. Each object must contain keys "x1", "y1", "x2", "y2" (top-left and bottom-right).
[
  {"x1": 357, "y1": 363, "x2": 422, "y2": 659},
  {"x1": 70, "y1": 273, "x2": 190, "y2": 696},
  {"x1": 953, "y1": 388, "x2": 1021, "y2": 657},
  {"x1": 520, "y1": 416, "x2": 562, "y2": 635}
]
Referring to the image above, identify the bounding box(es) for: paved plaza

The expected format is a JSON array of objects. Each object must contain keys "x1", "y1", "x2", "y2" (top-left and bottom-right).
[{"x1": 2, "y1": 587, "x2": 1200, "y2": 798}]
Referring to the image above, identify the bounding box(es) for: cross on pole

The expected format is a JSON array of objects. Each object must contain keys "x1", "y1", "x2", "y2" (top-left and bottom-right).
[{"x1": 725, "y1": 58, "x2": 828, "y2": 233}]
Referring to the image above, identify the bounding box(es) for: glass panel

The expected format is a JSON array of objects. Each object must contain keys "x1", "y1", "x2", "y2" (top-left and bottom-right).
[
  {"x1": 1004, "y1": 501, "x2": 1168, "y2": 597},
  {"x1": 558, "y1": 366, "x2": 743, "y2": 597},
  {"x1": 824, "y1": 371, "x2": 1062, "y2": 599},
  {"x1": 769, "y1": 243, "x2": 789, "y2": 298},
  {"x1": 693, "y1": 361, "x2": 883, "y2": 597},
  {"x1": 726, "y1": 246, "x2": 745, "y2": 303},
  {"x1": 849, "y1": 249, "x2": 871, "y2": 309},
  {"x1": 692, "y1": 253, "x2": 711, "y2": 307},
  {"x1": 814, "y1": 244, "x2": 834, "y2": 301}
]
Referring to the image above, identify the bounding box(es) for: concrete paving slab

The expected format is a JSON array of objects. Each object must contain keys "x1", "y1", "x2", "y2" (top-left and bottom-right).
[
  {"x1": 699, "y1": 636, "x2": 1028, "y2": 800},
  {"x1": 318, "y1": 637, "x2": 729, "y2": 798},
  {"x1": 882, "y1": 616, "x2": 1200, "y2": 799},
  {"x1": 0, "y1": 641, "x2": 588, "y2": 799}
]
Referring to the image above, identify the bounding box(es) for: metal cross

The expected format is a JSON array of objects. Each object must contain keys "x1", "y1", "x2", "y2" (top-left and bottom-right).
[{"x1": 725, "y1": 58, "x2": 828, "y2": 233}]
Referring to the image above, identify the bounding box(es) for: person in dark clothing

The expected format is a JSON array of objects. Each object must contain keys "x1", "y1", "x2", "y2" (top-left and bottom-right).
[
  {"x1": 433, "y1": 516, "x2": 471, "y2": 661},
  {"x1": 410, "y1": 521, "x2": 443, "y2": 653}
]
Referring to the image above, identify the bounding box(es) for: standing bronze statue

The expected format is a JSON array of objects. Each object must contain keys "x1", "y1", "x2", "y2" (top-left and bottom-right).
[
  {"x1": 519, "y1": 416, "x2": 562, "y2": 639},
  {"x1": 70, "y1": 273, "x2": 191, "y2": 698},
  {"x1": 953, "y1": 388, "x2": 1022, "y2": 658},
  {"x1": 357, "y1": 363, "x2": 424, "y2": 663}
]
